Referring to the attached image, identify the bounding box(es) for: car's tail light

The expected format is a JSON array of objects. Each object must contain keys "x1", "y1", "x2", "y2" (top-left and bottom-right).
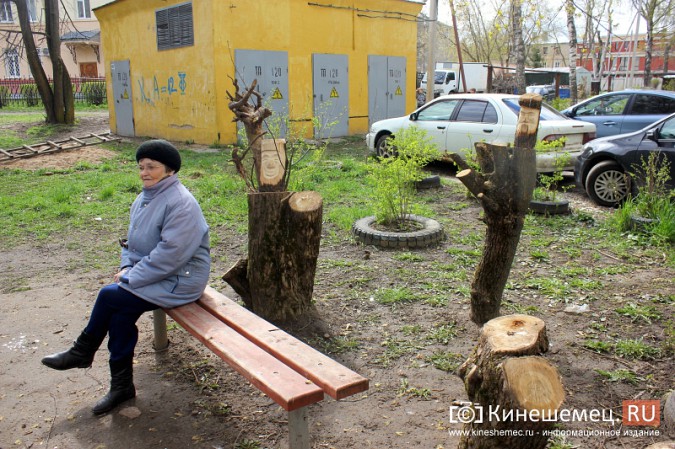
[
  {"x1": 582, "y1": 132, "x2": 596, "y2": 144},
  {"x1": 541, "y1": 134, "x2": 563, "y2": 142}
]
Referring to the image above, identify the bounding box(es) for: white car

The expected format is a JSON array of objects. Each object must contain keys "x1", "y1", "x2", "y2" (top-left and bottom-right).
[{"x1": 366, "y1": 93, "x2": 597, "y2": 172}]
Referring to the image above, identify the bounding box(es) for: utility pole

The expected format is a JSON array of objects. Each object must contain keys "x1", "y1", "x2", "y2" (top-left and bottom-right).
[{"x1": 426, "y1": 0, "x2": 438, "y2": 102}]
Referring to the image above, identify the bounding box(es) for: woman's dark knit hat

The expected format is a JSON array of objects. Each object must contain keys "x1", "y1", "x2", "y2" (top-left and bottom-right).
[{"x1": 136, "y1": 139, "x2": 181, "y2": 173}]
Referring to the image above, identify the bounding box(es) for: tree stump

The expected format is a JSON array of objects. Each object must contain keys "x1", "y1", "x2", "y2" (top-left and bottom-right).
[
  {"x1": 457, "y1": 315, "x2": 564, "y2": 449},
  {"x1": 448, "y1": 94, "x2": 541, "y2": 325},
  {"x1": 246, "y1": 190, "x2": 323, "y2": 322},
  {"x1": 225, "y1": 80, "x2": 324, "y2": 323}
]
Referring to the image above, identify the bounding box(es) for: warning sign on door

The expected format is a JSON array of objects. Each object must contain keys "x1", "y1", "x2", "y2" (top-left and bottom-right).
[
  {"x1": 395, "y1": 86, "x2": 403, "y2": 96},
  {"x1": 330, "y1": 87, "x2": 339, "y2": 98},
  {"x1": 271, "y1": 87, "x2": 284, "y2": 100}
]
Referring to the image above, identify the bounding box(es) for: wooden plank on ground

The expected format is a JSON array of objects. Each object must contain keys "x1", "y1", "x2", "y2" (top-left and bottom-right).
[
  {"x1": 166, "y1": 302, "x2": 324, "y2": 411},
  {"x1": 198, "y1": 286, "x2": 369, "y2": 400}
]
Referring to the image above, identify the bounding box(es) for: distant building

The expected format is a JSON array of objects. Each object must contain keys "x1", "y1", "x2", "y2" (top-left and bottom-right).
[
  {"x1": 95, "y1": 0, "x2": 423, "y2": 145},
  {"x1": 534, "y1": 33, "x2": 675, "y2": 91},
  {"x1": 0, "y1": 0, "x2": 113, "y2": 79}
]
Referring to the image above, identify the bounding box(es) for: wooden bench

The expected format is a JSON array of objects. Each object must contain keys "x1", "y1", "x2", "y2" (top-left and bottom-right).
[{"x1": 152, "y1": 286, "x2": 369, "y2": 449}]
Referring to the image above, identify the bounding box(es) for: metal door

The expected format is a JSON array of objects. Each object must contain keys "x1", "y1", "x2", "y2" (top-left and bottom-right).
[
  {"x1": 110, "y1": 60, "x2": 134, "y2": 137},
  {"x1": 312, "y1": 53, "x2": 349, "y2": 138},
  {"x1": 235, "y1": 50, "x2": 289, "y2": 138},
  {"x1": 386, "y1": 56, "x2": 406, "y2": 118},
  {"x1": 368, "y1": 55, "x2": 388, "y2": 125},
  {"x1": 368, "y1": 55, "x2": 406, "y2": 125}
]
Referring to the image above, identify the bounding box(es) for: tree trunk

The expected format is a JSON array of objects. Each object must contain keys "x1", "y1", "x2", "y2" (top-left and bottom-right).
[
  {"x1": 448, "y1": 94, "x2": 540, "y2": 325},
  {"x1": 12, "y1": 0, "x2": 55, "y2": 122},
  {"x1": 457, "y1": 315, "x2": 565, "y2": 449},
  {"x1": 566, "y1": 0, "x2": 578, "y2": 104},
  {"x1": 511, "y1": 0, "x2": 526, "y2": 95},
  {"x1": 246, "y1": 190, "x2": 323, "y2": 322},
  {"x1": 225, "y1": 80, "x2": 323, "y2": 323},
  {"x1": 12, "y1": 0, "x2": 74, "y2": 124}
]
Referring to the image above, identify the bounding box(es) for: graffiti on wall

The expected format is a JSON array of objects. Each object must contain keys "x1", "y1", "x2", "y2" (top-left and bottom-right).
[{"x1": 137, "y1": 71, "x2": 187, "y2": 105}]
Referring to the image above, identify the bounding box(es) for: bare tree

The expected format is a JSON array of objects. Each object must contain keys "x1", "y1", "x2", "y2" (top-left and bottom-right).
[
  {"x1": 8, "y1": 0, "x2": 74, "y2": 124},
  {"x1": 631, "y1": 0, "x2": 674, "y2": 86}
]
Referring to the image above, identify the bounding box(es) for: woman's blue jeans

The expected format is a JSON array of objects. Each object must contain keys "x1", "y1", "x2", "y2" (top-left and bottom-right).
[{"x1": 85, "y1": 284, "x2": 158, "y2": 362}]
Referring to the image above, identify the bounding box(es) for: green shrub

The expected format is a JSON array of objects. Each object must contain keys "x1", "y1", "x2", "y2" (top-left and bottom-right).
[
  {"x1": 20, "y1": 84, "x2": 40, "y2": 107},
  {"x1": 370, "y1": 127, "x2": 439, "y2": 224},
  {"x1": 0, "y1": 85, "x2": 9, "y2": 108},
  {"x1": 82, "y1": 81, "x2": 107, "y2": 105}
]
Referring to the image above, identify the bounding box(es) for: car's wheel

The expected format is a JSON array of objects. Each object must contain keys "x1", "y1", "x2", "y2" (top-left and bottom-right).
[
  {"x1": 376, "y1": 134, "x2": 397, "y2": 158},
  {"x1": 584, "y1": 160, "x2": 630, "y2": 207}
]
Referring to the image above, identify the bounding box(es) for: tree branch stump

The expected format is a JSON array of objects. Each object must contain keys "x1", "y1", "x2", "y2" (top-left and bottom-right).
[
  {"x1": 448, "y1": 94, "x2": 541, "y2": 325},
  {"x1": 457, "y1": 315, "x2": 564, "y2": 449}
]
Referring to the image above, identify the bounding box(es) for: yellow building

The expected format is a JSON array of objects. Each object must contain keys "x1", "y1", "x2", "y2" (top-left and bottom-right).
[{"x1": 94, "y1": 0, "x2": 423, "y2": 144}]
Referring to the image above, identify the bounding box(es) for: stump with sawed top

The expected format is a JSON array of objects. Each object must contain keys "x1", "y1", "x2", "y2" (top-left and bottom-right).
[{"x1": 457, "y1": 314, "x2": 565, "y2": 449}]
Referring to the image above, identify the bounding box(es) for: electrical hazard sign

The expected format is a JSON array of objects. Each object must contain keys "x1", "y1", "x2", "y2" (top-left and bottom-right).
[
  {"x1": 271, "y1": 87, "x2": 284, "y2": 100},
  {"x1": 330, "y1": 87, "x2": 339, "y2": 98},
  {"x1": 395, "y1": 86, "x2": 403, "y2": 96}
]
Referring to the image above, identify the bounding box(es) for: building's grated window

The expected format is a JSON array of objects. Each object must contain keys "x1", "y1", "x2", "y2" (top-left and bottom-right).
[{"x1": 156, "y1": 2, "x2": 193, "y2": 51}]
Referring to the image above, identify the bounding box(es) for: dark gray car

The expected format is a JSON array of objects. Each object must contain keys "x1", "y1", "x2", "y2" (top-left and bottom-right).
[
  {"x1": 562, "y1": 90, "x2": 675, "y2": 138},
  {"x1": 575, "y1": 112, "x2": 675, "y2": 206}
]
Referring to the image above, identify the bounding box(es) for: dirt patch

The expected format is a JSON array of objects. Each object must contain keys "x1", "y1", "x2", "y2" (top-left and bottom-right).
[
  {"x1": 1, "y1": 146, "x2": 118, "y2": 170},
  {"x1": 0, "y1": 114, "x2": 673, "y2": 449}
]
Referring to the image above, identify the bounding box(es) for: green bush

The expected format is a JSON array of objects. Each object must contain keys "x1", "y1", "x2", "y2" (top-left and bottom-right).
[
  {"x1": 0, "y1": 85, "x2": 9, "y2": 108},
  {"x1": 82, "y1": 81, "x2": 107, "y2": 105},
  {"x1": 20, "y1": 83, "x2": 40, "y2": 107},
  {"x1": 549, "y1": 97, "x2": 571, "y2": 111},
  {"x1": 370, "y1": 127, "x2": 439, "y2": 224}
]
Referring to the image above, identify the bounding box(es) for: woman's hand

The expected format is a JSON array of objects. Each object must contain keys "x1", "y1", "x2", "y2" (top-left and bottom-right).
[{"x1": 114, "y1": 268, "x2": 129, "y2": 283}]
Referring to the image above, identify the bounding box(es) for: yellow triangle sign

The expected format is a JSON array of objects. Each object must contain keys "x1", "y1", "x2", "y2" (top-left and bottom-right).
[
  {"x1": 330, "y1": 87, "x2": 339, "y2": 98},
  {"x1": 395, "y1": 85, "x2": 403, "y2": 96},
  {"x1": 271, "y1": 87, "x2": 283, "y2": 100}
]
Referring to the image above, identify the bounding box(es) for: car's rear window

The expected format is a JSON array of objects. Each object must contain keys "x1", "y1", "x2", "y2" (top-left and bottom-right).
[
  {"x1": 631, "y1": 94, "x2": 675, "y2": 115},
  {"x1": 502, "y1": 98, "x2": 567, "y2": 121}
]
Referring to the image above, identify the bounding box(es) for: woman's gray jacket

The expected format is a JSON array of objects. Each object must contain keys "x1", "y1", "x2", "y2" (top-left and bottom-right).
[{"x1": 119, "y1": 175, "x2": 210, "y2": 308}]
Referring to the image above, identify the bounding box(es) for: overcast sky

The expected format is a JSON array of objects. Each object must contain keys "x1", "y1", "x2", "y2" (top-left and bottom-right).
[{"x1": 421, "y1": 0, "x2": 645, "y2": 39}]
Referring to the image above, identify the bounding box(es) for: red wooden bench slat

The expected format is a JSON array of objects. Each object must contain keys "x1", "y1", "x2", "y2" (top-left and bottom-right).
[
  {"x1": 166, "y1": 302, "x2": 324, "y2": 411},
  {"x1": 197, "y1": 286, "x2": 369, "y2": 400}
]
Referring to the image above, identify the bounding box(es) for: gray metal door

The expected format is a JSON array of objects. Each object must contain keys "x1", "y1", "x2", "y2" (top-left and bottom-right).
[
  {"x1": 368, "y1": 55, "x2": 407, "y2": 125},
  {"x1": 387, "y1": 56, "x2": 406, "y2": 118},
  {"x1": 235, "y1": 50, "x2": 289, "y2": 138},
  {"x1": 110, "y1": 60, "x2": 134, "y2": 137},
  {"x1": 368, "y1": 55, "x2": 388, "y2": 125},
  {"x1": 312, "y1": 53, "x2": 349, "y2": 138}
]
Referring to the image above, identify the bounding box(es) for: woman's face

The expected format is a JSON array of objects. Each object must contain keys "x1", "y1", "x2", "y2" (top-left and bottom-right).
[{"x1": 138, "y1": 158, "x2": 173, "y2": 188}]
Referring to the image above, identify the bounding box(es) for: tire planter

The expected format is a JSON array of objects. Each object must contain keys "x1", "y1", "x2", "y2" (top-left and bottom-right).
[
  {"x1": 529, "y1": 199, "x2": 570, "y2": 215},
  {"x1": 351, "y1": 214, "x2": 444, "y2": 249},
  {"x1": 628, "y1": 215, "x2": 658, "y2": 233},
  {"x1": 414, "y1": 175, "x2": 441, "y2": 190}
]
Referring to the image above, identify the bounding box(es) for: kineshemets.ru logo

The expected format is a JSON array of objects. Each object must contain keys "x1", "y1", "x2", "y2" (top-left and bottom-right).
[{"x1": 449, "y1": 399, "x2": 661, "y2": 427}]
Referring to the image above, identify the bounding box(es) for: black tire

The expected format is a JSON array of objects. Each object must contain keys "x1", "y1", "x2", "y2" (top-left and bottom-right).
[
  {"x1": 375, "y1": 134, "x2": 397, "y2": 158},
  {"x1": 351, "y1": 215, "x2": 444, "y2": 249},
  {"x1": 529, "y1": 199, "x2": 570, "y2": 215},
  {"x1": 415, "y1": 175, "x2": 441, "y2": 190},
  {"x1": 584, "y1": 160, "x2": 630, "y2": 207}
]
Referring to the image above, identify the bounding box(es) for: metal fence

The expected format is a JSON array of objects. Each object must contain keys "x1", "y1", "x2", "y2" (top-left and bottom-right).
[{"x1": 0, "y1": 77, "x2": 107, "y2": 108}]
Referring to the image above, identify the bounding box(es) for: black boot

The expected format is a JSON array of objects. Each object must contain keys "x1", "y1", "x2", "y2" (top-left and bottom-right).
[
  {"x1": 41, "y1": 330, "x2": 104, "y2": 370},
  {"x1": 92, "y1": 358, "x2": 136, "y2": 415}
]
